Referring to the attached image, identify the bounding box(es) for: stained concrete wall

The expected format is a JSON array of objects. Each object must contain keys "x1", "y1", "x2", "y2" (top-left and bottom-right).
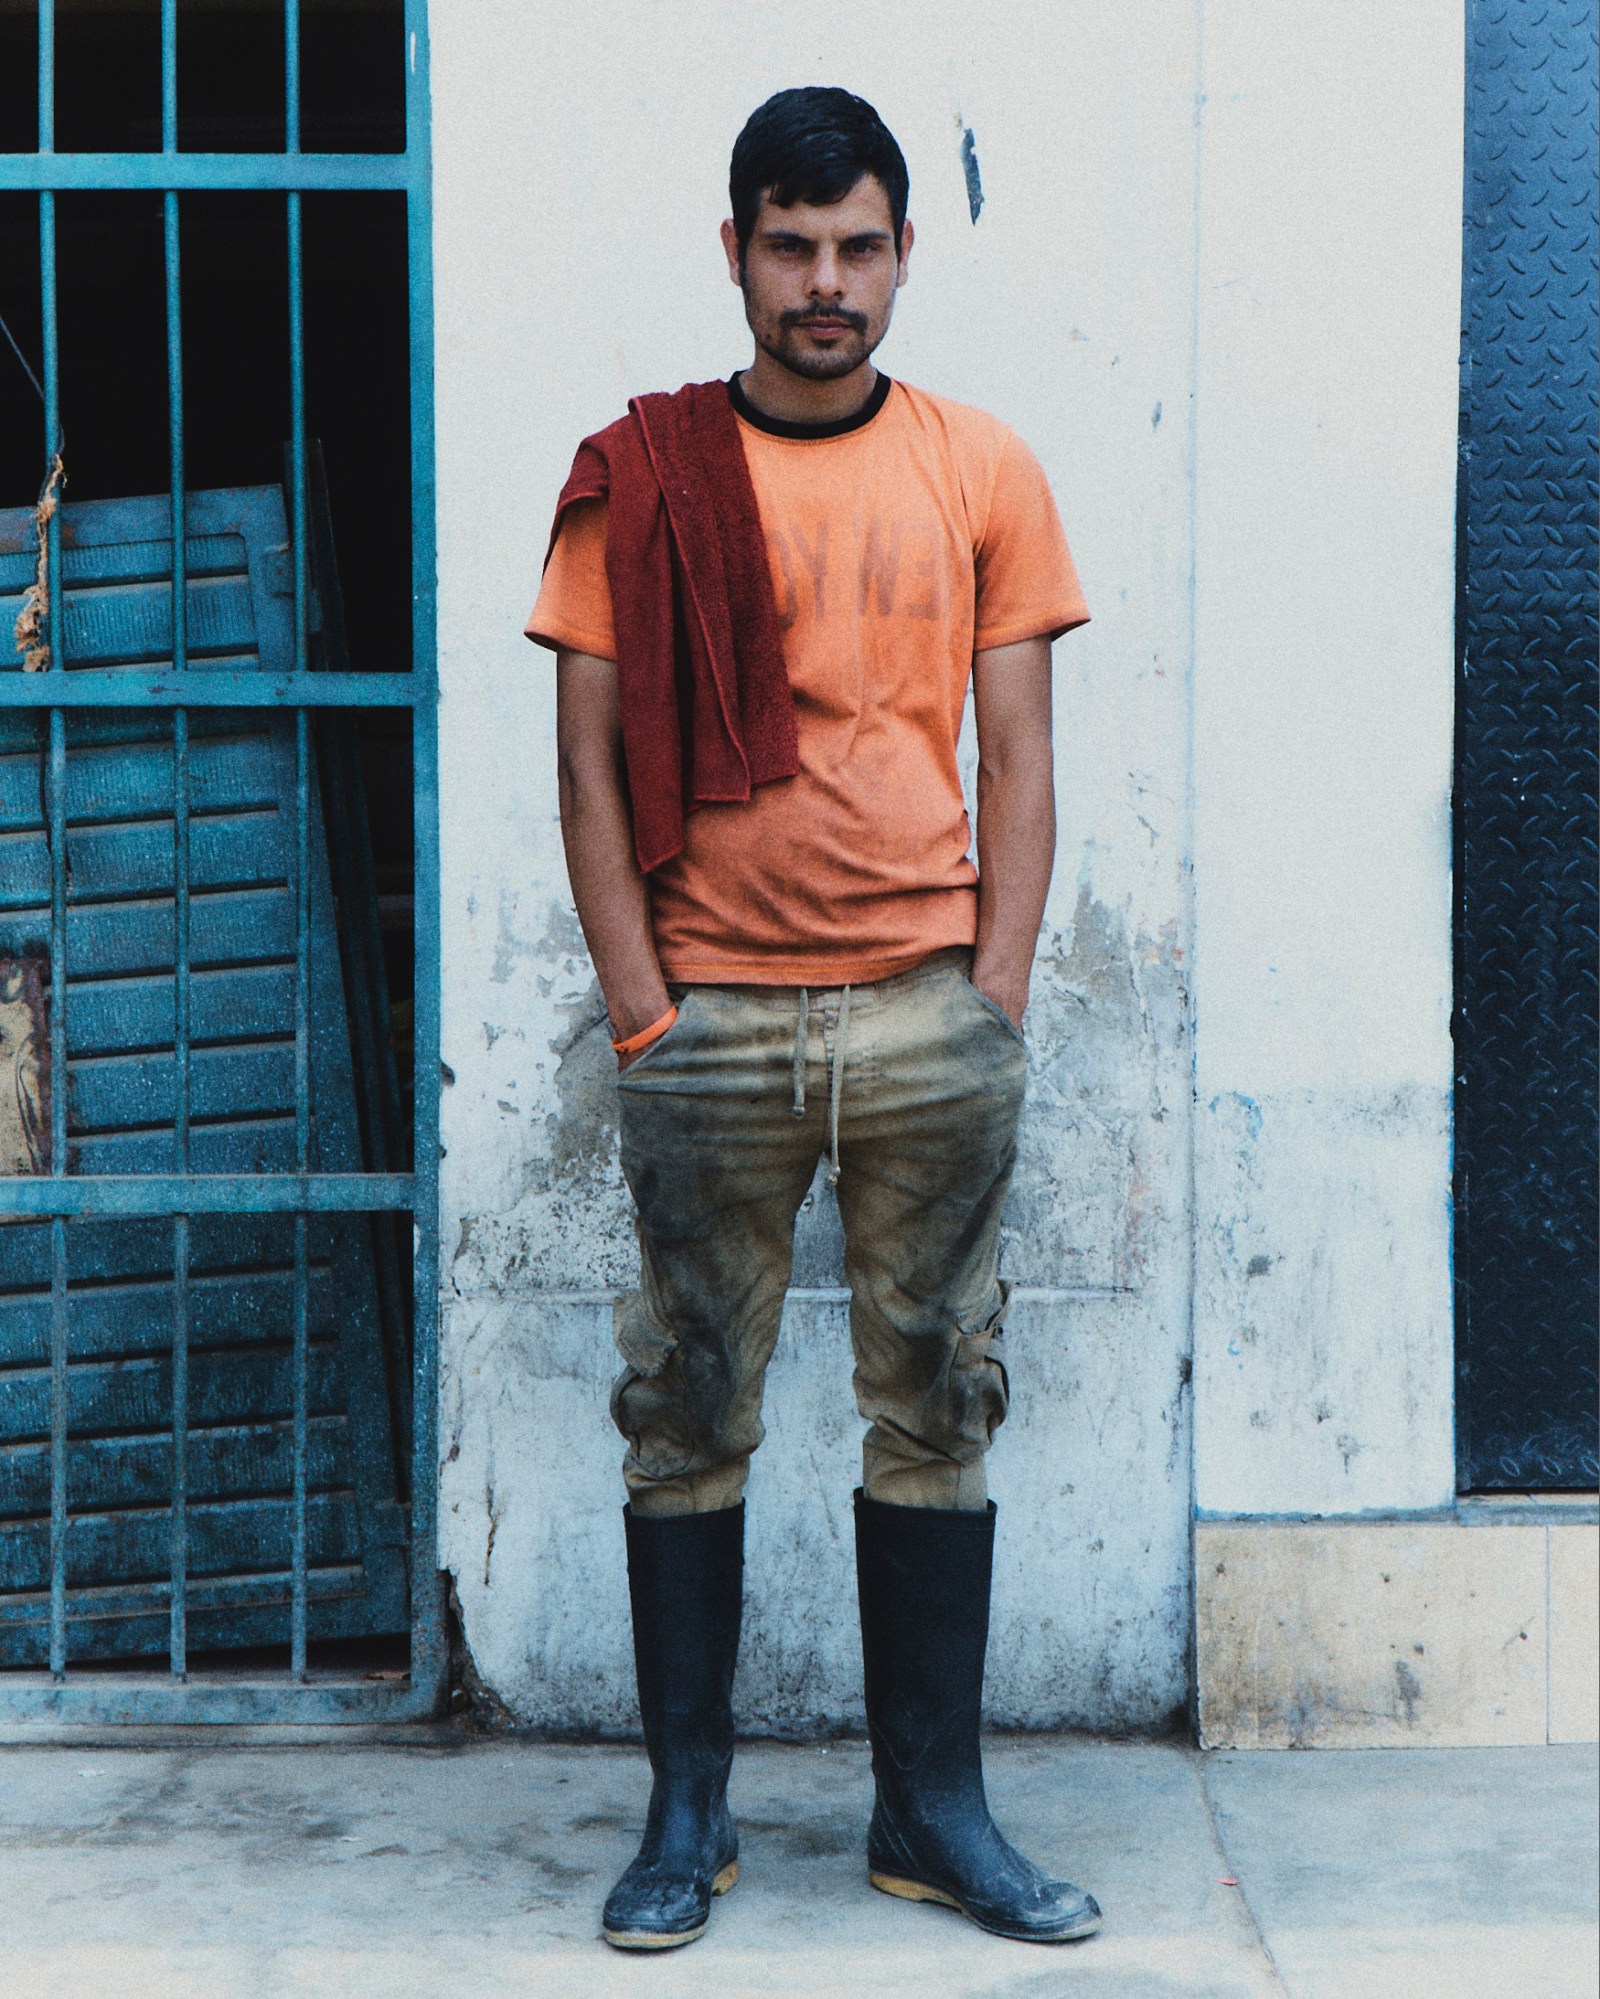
[
  {"x1": 431, "y1": 0, "x2": 1198, "y2": 1732},
  {"x1": 428, "y1": 0, "x2": 1464, "y2": 1732},
  {"x1": 1190, "y1": 1, "x2": 1462, "y2": 1517}
]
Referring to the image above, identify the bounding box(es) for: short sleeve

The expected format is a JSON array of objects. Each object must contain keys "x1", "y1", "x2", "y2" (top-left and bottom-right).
[
  {"x1": 972, "y1": 431, "x2": 1089, "y2": 650},
  {"x1": 524, "y1": 496, "x2": 618, "y2": 659}
]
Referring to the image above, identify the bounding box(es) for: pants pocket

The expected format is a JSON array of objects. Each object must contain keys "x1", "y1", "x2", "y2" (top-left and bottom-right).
[
  {"x1": 614, "y1": 988, "x2": 696, "y2": 1083},
  {"x1": 943, "y1": 1286, "x2": 1012, "y2": 1455},
  {"x1": 610, "y1": 1290, "x2": 694, "y2": 1480},
  {"x1": 964, "y1": 977, "x2": 1028, "y2": 1049}
]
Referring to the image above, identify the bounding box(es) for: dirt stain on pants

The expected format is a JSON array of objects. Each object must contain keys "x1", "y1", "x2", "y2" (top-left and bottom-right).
[{"x1": 612, "y1": 948, "x2": 1025, "y2": 1516}]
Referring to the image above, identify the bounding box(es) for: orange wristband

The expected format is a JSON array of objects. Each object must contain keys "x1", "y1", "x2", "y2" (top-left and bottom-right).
[{"x1": 611, "y1": 1005, "x2": 678, "y2": 1057}]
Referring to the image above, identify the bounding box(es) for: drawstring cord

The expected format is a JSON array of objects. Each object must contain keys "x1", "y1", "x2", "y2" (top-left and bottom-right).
[
  {"x1": 791, "y1": 986, "x2": 809, "y2": 1117},
  {"x1": 791, "y1": 982, "x2": 852, "y2": 1184},
  {"x1": 827, "y1": 985, "x2": 851, "y2": 1186}
]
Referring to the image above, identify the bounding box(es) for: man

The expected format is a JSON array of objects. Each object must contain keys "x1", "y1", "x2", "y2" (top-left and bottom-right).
[{"x1": 526, "y1": 86, "x2": 1101, "y2": 1952}]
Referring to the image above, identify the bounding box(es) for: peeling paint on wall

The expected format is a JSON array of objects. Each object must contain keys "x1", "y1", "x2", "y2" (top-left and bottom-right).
[
  {"x1": 449, "y1": 879, "x2": 1188, "y2": 1303},
  {"x1": 1009, "y1": 885, "x2": 1186, "y2": 1291},
  {"x1": 1193, "y1": 1084, "x2": 1454, "y2": 1514},
  {"x1": 959, "y1": 125, "x2": 985, "y2": 222}
]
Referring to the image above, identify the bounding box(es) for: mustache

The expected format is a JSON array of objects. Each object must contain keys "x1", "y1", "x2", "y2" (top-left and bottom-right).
[{"x1": 781, "y1": 306, "x2": 869, "y2": 332}]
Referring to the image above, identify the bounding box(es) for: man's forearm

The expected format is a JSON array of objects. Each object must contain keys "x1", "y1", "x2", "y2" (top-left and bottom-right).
[
  {"x1": 557, "y1": 764, "x2": 671, "y2": 1043},
  {"x1": 971, "y1": 747, "x2": 1056, "y2": 1025},
  {"x1": 555, "y1": 648, "x2": 672, "y2": 1045},
  {"x1": 560, "y1": 770, "x2": 672, "y2": 1039}
]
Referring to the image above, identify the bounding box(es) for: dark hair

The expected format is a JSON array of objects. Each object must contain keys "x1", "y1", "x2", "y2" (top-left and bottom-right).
[{"x1": 729, "y1": 88, "x2": 909, "y2": 258}]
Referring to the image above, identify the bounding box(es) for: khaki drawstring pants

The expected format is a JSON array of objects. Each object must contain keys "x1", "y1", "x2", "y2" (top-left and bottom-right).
[{"x1": 612, "y1": 947, "x2": 1027, "y2": 1517}]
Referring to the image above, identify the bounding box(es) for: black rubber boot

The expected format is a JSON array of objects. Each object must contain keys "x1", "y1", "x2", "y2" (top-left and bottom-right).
[
  {"x1": 601, "y1": 1502, "x2": 743, "y2": 1949},
  {"x1": 854, "y1": 1489, "x2": 1103, "y2": 1944}
]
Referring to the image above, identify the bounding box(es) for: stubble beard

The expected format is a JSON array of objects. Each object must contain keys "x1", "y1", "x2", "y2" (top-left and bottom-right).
[
  {"x1": 756, "y1": 323, "x2": 876, "y2": 380},
  {"x1": 743, "y1": 282, "x2": 887, "y2": 383}
]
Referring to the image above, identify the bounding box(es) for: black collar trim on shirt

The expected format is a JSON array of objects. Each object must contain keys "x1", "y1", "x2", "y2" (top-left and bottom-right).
[{"x1": 726, "y1": 369, "x2": 893, "y2": 440}]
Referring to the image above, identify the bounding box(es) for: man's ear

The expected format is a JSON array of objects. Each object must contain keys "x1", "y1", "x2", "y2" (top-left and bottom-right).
[
  {"x1": 719, "y1": 218, "x2": 743, "y2": 286},
  {"x1": 896, "y1": 217, "x2": 915, "y2": 288}
]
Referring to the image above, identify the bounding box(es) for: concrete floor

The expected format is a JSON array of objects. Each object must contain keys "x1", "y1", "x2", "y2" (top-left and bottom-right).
[{"x1": 0, "y1": 1733, "x2": 1593, "y2": 1999}]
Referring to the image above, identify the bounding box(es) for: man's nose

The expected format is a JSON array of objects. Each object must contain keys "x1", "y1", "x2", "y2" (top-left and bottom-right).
[{"x1": 808, "y1": 248, "x2": 845, "y2": 296}]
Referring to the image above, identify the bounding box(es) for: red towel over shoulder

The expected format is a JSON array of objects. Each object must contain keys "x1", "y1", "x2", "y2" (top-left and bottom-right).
[{"x1": 546, "y1": 379, "x2": 799, "y2": 873}]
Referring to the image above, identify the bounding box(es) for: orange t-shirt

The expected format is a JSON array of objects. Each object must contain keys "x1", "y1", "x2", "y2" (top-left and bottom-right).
[{"x1": 526, "y1": 377, "x2": 1088, "y2": 984}]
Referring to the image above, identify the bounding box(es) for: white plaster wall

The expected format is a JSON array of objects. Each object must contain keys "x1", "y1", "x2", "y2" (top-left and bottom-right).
[
  {"x1": 431, "y1": 0, "x2": 1199, "y2": 1729},
  {"x1": 1190, "y1": 1, "x2": 1462, "y2": 1515}
]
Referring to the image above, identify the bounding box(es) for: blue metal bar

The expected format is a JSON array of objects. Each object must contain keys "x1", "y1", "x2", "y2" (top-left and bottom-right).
[
  {"x1": 0, "y1": 156, "x2": 413, "y2": 192},
  {"x1": 0, "y1": 673, "x2": 422, "y2": 709},
  {"x1": 37, "y1": 0, "x2": 53, "y2": 153},
  {"x1": 0, "y1": 1173, "x2": 414, "y2": 1217},
  {"x1": 163, "y1": 29, "x2": 190, "y2": 1665},
  {"x1": 0, "y1": 1678, "x2": 440, "y2": 1725},
  {"x1": 40, "y1": 157, "x2": 69, "y2": 1680},
  {"x1": 170, "y1": 1212, "x2": 188, "y2": 1678},
  {"x1": 287, "y1": 164, "x2": 311, "y2": 1679},
  {"x1": 48, "y1": 1217, "x2": 67, "y2": 1679},
  {"x1": 288, "y1": 216, "x2": 310, "y2": 697},
  {"x1": 285, "y1": 0, "x2": 301, "y2": 156},
  {"x1": 291, "y1": 702, "x2": 311, "y2": 1678},
  {"x1": 291, "y1": 1209, "x2": 308, "y2": 1677},
  {"x1": 405, "y1": 0, "x2": 447, "y2": 1715},
  {"x1": 290, "y1": 705, "x2": 310, "y2": 1682},
  {"x1": 293, "y1": 711, "x2": 310, "y2": 1170},
  {"x1": 47, "y1": 692, "x2": 66, "y2": 1678},
  {"x1": 161, "y1": 0, "x2": 177, "y2": 154},
  {"x1": 38, "y1": 196, "x2": 62, "y2": 682},
  {"x1": 166, "y1": 203, "x2": 189, "y2": 1170}
]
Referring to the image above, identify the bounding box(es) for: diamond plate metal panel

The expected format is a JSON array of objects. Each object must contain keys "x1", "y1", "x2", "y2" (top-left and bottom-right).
[{"x1": 1456, "y1": 0, "x2": 1599, "y2": 1489}]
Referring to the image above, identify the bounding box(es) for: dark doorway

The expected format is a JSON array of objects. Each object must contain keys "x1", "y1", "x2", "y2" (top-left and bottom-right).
[{"x1": 1454, "y1": 0, "x2": 1599, "y2": 1491}]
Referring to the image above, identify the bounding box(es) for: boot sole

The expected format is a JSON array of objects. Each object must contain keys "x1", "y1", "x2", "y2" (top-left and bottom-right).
[
  {"x1": 602, "y1": 1861, "x2": 739, "y2": 1950},
  {"x1": 869, "y1": 1869, "x2": 1103, "y2": 1943}
]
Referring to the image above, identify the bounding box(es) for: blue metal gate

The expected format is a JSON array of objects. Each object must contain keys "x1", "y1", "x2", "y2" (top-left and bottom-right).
[{"x1": 0, "y1": 1, "x2": 442, "y2": 1720}]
